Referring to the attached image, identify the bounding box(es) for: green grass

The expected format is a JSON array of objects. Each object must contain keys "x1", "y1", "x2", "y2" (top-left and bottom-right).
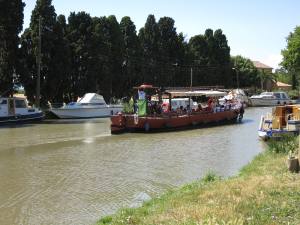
[{"x1": 96, "y1": 151, "x2": 300, "y2": 225}]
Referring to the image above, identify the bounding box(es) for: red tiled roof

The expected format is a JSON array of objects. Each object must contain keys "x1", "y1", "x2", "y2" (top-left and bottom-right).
[
  {"x1": 252, "y1": 61, "x2": 273, "y2": 69},
  {"x1": 276, "y1": 81, "x2": 292, "y2": 87}
]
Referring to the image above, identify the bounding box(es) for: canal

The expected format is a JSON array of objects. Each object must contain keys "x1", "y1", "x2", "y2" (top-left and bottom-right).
[{"x1": 0, "y1": 107, "x2": 269, "y2": 225}]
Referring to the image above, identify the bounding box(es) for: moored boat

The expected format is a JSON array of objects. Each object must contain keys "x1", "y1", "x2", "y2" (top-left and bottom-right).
[
  {"x1": 258, "y1": 104, "x2": 300, "y2": 140},
  {"x1": 250, "y1": 91, "x2": 292, "y2": 106},
  {"x1": 0, "y1": 95, "x2": 44, "y2": 124},
  {"x1": 111, "y1": 85, "x2": 244, "y2": 134},
  {"x1": 50, "y1": 93, "x2": 123, "y2": 119},
  {"x1": 219, "y1": 89, "x2": 251, "y2": 107}
]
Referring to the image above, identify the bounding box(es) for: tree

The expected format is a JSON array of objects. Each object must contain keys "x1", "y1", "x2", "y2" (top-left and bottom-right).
[
  {"x1": 281, "y1": 26, "x2": 300, "y2": 89},
  {"x1": 139, "y1": 15, "x2": 159, "y2": 84},
  {"x1": 0, "y1": 0, "x2": 25, "y2": 96},
  {"x1": 157, "y1": 17, "x2": 185, "y2": 86},
  {"x1": 232, "y1": 55, "x2": 259, "y2": 88},
  {"x1": 19, "y1": 0, "x2": 71, "y2": 104},
  {"x1": 119, "y1": 16, "x2": 142, "y2": 92},
  {"x1": 188, "y1": 29, "x2": 231, "y2": 86},
  {"x1": 91, "y1": 15, "x2": 125, "y2": 100}
]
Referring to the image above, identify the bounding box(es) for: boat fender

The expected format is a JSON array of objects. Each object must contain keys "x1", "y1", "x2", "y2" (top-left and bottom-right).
[
  {"x1": 144, "y1": 122, "x2": 150, "y2": 132},
  {"x1": 134, "y1": 114, "x2": 139, "y2": 125},
  {"x1": 237, "y1": 113, "x2": 243, "y2": 122}
]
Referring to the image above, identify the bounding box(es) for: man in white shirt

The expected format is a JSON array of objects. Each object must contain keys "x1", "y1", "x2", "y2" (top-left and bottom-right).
[{"x1": 138, "y1": 89, "x2": 146, "y2": 100}]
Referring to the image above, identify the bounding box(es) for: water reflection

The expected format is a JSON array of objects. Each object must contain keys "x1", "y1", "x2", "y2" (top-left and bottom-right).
[{"x1": 0, "y1": 107, "x2": 269, "y2": 225}]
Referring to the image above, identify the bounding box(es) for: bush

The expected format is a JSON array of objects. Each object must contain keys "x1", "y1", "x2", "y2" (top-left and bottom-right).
[
  {"x1": 288, "y1": 89, "x2": 299, "y2": 100},
  {"x1": 268, "y1": 134, "x2": 298, "y2": 154},
  {"x1": 202, "y1": 171, "x2": 220, "y2": 183}
]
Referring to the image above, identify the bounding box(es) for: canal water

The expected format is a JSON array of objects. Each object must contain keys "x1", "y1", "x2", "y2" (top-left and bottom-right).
[{"x1": 0, "y1": 107, "x2": 269, "y2": 225}]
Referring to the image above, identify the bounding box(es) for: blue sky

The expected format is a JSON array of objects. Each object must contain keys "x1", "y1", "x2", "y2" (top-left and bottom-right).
[{"x1": 23, "y1": 0, "x2": 300, "y2": 69}]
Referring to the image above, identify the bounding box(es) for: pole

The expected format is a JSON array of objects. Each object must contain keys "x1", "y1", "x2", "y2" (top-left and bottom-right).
[
  {"x1": 36, "y1": 16, "x2": 41, "y2": 108},
  {"x1": 190, "y1": 67, "x2": 193, "y2": 90},
  {"x1": 236, "y1": 69, "x2": 239, "y2": 89},
  {"x1": 189, "y1": 67, "x2": 193, "y2": 112}
]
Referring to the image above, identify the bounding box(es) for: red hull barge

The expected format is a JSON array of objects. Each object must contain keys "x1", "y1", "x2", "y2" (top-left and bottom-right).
[{"x1": 111, "y1": 109, "x2": 242, "y2": 134}]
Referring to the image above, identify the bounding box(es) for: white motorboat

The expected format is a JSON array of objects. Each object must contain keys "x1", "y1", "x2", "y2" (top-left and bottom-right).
[
  {"x1": 250, "y1": 91, "x2": 292, "y2": 106},
  {"x1": 50, "y1": 93, "x2": 123, "y2": 119},
  {"x1": 219, "y1": 89, "x2": 251, "y2": 107},
  {"x1": 0, "y1": 95, "x2": 44, "y2": 124}
]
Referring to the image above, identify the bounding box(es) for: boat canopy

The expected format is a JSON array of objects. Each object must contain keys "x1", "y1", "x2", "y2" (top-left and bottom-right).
[
  {"x1": 167, "y1": 90, "x2": 227, "y2": 98},
  {"x1": 79, "y1": 93, "x2": 106, "y2": 104}
]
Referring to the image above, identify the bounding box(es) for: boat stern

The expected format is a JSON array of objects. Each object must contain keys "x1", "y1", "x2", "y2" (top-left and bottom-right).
[{"x1": 111, "y1": 113, "x2": 126, "y2": 134}]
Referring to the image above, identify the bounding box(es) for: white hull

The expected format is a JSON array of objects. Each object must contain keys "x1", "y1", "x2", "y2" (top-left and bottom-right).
[
  {"x1": 51, "y1": 106, "x2": 123, "y2": 119},
  {"x1": 258, "y1": 130, "x2": 268, "y2": 140},
  {"x1": 250, "y1": 98, "x2": 291, "y2": 106}
]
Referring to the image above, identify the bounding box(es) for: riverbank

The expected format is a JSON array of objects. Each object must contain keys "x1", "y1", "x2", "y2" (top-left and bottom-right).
[{"x1": 97, "y1": 150, "x2": 300, "y2": 225}]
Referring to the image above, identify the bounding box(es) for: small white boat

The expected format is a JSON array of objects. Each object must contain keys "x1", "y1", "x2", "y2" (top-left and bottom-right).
[
  {"x1": 50, "y1": 93, "x2": 123, "y2": 119},
  {"x1": 250, "y1": 91, "x2": 292, "y2": 106},
  {"x1": 219, "y1": 89, "x2": 251, "y2": 107},
  {"x1": 0, "y1": 96, "x2": 44, "y2": 124}
]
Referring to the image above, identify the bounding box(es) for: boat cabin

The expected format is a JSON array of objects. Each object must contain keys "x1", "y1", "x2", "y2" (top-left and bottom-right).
[
  {"x1": 77, "y1": 93, "x2": 107, "y2": 106},
  {"x1": 0, "y1": 97, "x2": 34, "y2": 117},
  {"x1": 268, "y1": 105, "x2": 300, "y2": 130}
]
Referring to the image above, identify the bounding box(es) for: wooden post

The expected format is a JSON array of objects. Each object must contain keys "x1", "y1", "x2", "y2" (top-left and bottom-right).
[{"x1": 169, "y1": 93, "x2": 172, "y2": 112}]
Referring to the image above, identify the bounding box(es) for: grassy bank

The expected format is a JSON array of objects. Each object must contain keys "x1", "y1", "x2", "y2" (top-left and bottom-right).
[{"x1": 97, "y1": 150, "x2": 300, "y2": 225}]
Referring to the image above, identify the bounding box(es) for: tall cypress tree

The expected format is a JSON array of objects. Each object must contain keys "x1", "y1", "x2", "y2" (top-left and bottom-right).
[
  {"x1": 0, "y1": 0, "x2": 25, "y2": 96},
  {"x1": 19, "y1": 0, "x2": 70, "y2": 103},
  {"x1": 120, "y1": 16, "x2": 141, "y2": 93},
  {"x1": 139, "y1": 15, "x2": 159, "y2": 84}
]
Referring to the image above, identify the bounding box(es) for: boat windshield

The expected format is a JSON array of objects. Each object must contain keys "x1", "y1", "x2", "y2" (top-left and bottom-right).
[
  {"x1": 15, "y1": 99, "x2": 27, "y2": 108},
  {"x1": 0, "y1": 99, "x2": 7, "y2": 104}
]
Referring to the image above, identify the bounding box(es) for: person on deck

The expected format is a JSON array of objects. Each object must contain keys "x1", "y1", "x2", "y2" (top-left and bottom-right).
[
  {"x1": 138, "y1": 89, "x2": 146, "y2": 100},
  {"x1": 207, "y1": 98, "x2": 213, "y2": 112}
]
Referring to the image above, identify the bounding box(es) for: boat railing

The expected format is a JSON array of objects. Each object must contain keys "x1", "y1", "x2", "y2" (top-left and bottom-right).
[
  {"x1": 288, "y1": 114, "x2": 300, "y2": 121},
  {"x1": 265, "y1": 112, "x2": 273, "y2": 121}
]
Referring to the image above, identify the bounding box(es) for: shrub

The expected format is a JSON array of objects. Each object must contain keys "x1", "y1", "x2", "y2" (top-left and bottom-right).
[{"x1": 268, "y1": 134, "x2": 298, "y2": 154}]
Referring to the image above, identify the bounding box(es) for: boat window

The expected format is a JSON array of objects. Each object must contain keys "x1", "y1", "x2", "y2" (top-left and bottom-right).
[
  {"x1": 15, "y1": 99, "x2": 27, "y2": 108},
  {"x1": 274, "y1": 93, "x2": 281, "y2": 98},
  {"x1": 281, "y1": 93, "x2": 287, "y2": 99},
  {"x1": 0, "y1": 99, "x2": 7, "y2": 104}
]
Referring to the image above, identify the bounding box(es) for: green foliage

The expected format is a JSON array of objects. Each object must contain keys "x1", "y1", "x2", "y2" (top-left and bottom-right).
[
  {"x1": 287, "y1": 89, "x2": 299, "y2": 99},
  {"x1": 10, "y1": 6, "x2": 236, "y2": 102},
  {"x1": 19, "y1": 0, "x2": 71, "y2": 103},
  {"x1": 120, "y1": 16, "x2": 142, "y2": 93},
  {"x1": 0, "y1": 0, "x2": 25, "y2": 96},
  {"x1": 202, "y1": 171, "x2": 220, "y2": 183},
  {"x1": 189, "y1": 29, "x2": 232, "y2": 86},
  {"x1": 98, "y1": 216, "x2": 112, "y2": 224},
  {"x1": 281, "y1": 26, "x2": 300, "y2": 89},
  {"x1": 281, "y1": 26, "x2": 300, "y2": 71},
  {"x1": 231, "y1": 55, "x2": 259, "y2": 87},
  {"x1": 274, "y1": 67, "x2": 292, "y2": 86},
  {"x1": 268, "y1": 134, "x2": 298, "y2": 154}
]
